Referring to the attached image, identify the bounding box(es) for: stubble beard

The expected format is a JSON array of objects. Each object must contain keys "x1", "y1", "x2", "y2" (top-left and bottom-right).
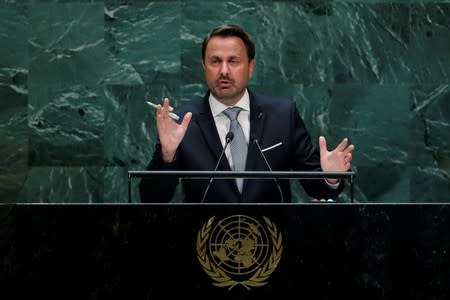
[{"x1": 211, "y1": 80, "x2": 245, "y2": 105}]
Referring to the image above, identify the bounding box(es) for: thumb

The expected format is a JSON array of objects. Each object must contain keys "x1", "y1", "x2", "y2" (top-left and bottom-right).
[
  {"x1": 181, "y1": 112, "x2": 192, "y2": 129},
  {"x1": 319, "y1": 136, "x2": 327, "y2": 155}
]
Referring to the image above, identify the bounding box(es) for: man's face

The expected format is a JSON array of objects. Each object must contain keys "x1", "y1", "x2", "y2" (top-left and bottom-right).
[{"x1": 202, "y1": 36, "x2": 255, "y2": 105}]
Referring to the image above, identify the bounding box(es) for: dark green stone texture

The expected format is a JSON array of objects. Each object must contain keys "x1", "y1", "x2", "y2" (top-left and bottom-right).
[{"x1": 0, "y1": 1, "x2": 449, "y2": 203}]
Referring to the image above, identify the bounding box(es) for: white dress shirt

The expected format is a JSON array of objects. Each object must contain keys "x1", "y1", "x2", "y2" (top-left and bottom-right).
[
  {"x1": 208, "y1": 89, "x2": 250, "y2": 168},
  {"x1": 207, "y1": 89, "x2": 339, "y2": 190}
]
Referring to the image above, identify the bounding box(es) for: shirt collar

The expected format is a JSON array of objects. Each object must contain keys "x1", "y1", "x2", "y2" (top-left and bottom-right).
[{"x1": 208, "y1": 89, "x2": 250, "y2": 117}]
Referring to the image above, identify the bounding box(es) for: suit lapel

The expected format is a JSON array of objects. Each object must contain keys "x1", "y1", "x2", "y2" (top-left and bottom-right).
[
  {"x1": 246, "y1": 91, "x2": 266, "y2": 172},
  {"x1": 195, "y1": 91, "x2": 266, "y2": 198},
  {"x1": 196, "y1": 94, "x2": 239, "y2": 197},
  {"x1": 195, "y1": 94, "x2": 232, "y2": 171}
]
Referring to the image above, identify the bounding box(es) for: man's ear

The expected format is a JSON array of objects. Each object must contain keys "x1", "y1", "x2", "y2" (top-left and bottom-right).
[{"x1": 249, "y1": 59, "x2": 256, "y2": 78}]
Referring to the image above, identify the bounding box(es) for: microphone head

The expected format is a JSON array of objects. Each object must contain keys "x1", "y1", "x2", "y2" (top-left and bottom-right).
[{"x1": 226, "y1": 131, "x2": 234, "y2": 143}]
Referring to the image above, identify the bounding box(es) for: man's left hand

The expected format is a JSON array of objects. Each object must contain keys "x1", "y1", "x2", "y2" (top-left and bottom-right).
[{"x1": 319, "y1": 136, "x2": 355, "y2": 184}]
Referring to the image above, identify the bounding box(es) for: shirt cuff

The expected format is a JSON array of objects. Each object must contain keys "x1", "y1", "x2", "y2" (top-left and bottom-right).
[{"x1": 324, "y1": 179, "x2": 340, "y2": 189}]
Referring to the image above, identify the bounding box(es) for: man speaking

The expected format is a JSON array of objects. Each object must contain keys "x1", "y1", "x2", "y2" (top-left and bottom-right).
[{"x1": 139, "y1": 24, "x2": 354, "y2": 203}]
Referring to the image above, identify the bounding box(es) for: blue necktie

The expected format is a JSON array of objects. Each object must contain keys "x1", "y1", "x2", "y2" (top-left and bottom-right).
[{"x1": 223, "y1": 107, "x2": 247, "y2": 192}]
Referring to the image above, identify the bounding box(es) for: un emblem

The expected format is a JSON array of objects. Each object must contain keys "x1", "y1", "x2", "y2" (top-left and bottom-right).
[{"x1": 196, "y1": 215, "x2": 283, "y2": 290}]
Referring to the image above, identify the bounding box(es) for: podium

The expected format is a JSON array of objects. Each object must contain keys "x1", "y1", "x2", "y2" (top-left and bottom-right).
[
  {"x1": 128, "y1": 170, "x2": 356, "y2": 203},
  {"x1": 1, "y1": 203, "x2": 449, "y2": 299}
]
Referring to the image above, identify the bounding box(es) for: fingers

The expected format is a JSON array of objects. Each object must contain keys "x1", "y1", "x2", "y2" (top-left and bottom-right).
[
  {"x1": 181, "y1": 112, "x2": 192, "y2": 129},
  {"x1": 158, "y1": 98, "x2": 175, "y2": 119},
  {"x1": 336, "y1": 137, "x2": 356, "y2": 158},
  {"x1": 337, "y1": 137, "x2": 349, "y2": 152},
  {"x1": 343, "y1": 150, "x2": 354, "y2": 171},
  {"x1": 341, "y1": 145, "x2": 355, "y2": 168},
  {"x1": 162, "y1": 97, "x2": 174, "y2": 111},
  {"x1": 344, "y1": 144, "x2": 355, "y2": 155},
  {"x1": 344, "y1": 152, "x2": 352, "y2": 164},
  {"x1": 342, "y1": 139, "x2": 354, "y2": 167},
  {"x1": 320, "y1": 135, "x2": 355, "y2": 172},
  {"x1": 319, "y1": 136, "x2": 327, "y2": 155},
  {"x1": 162, "y1": 97, "x2": 170, "y2": 111},
  {"x1": 157, "y1": 97, "x2": 191, "y2": 128},
  {"x1": 321, "y1": 136, "x2": 355, "y2": 154}
]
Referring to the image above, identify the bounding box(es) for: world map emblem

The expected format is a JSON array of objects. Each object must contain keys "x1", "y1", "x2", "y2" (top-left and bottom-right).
[{"x1": 196, "y1": 215, "x2": 283, "y2": 290}]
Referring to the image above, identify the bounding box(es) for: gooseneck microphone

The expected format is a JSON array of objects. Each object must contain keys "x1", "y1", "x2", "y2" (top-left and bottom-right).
[
  {"x1": 200, "y1": 132, "x2": 234, "y2": 203},
  {"x1": 253, "y1": 139, "x2": 284, "y2": 203}
]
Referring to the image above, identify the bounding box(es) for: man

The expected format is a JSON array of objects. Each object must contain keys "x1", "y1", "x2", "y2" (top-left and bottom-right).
[{"x1": 139, "y1": 24, "x2": 354, "y2": 203}]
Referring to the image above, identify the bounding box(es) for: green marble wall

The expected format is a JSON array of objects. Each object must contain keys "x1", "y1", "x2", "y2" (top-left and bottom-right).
[{"x1": 0, "y1": 0, "x2": 449, "y2": 203}]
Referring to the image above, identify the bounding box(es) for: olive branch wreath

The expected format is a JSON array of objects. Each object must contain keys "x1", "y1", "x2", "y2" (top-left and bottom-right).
[{"x1": 196, "y1": 216, "x2": 283, "y2": 290}]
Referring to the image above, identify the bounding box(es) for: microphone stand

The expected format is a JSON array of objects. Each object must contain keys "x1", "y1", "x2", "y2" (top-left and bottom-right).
[
  {"x1": 200, "y1": 132, "x2": 234, "y2": 203},
  {"x1": 253, "y1": 139, "x2": 284, "y2": 203}
]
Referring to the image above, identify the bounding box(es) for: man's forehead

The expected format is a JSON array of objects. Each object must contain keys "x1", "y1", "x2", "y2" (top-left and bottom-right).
[{"x1": 205, "y1": 36, "x2": 246, "y2": 55}]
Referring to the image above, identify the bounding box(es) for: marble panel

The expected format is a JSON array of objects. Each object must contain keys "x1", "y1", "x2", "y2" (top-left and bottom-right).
[
  {"x1": 0, "y1": 1, "x2": 448, "y2": 203},
  {"x1": 16, "y1": 166, "x2": 104, "y2": 203},
  {"x1": 28, "y1": 84, "x2": 104, "y2": 166},
  {"x1": 28, "y1": 3, "x2": 105, "y2": 86},
  {"x1": 104, "y1": 1, "x2": 181, "y2": 85},
  {"x1": 0, "y1": 3, "x2": 29, "y2": 202}
]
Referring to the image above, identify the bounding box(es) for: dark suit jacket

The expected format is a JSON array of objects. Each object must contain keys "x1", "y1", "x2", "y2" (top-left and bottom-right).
[{"x1": 139, "y1": 91, "x2": 344, "y2": 203}]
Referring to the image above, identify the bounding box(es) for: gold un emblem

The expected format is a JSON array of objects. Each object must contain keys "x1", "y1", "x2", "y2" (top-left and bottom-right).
[{"x1": 196, "y1": 214, "x2": 283, "y2": 290}]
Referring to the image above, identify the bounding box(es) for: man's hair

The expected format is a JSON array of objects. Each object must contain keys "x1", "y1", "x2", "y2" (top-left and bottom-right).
[{"x1": 201, "y1": 24, "x2": 255, "y2": 62}]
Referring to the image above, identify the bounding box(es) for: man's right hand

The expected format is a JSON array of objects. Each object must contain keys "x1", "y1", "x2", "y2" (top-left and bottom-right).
[{"x1": 156, "y1": 98, "x2": 192, "y2": 162}]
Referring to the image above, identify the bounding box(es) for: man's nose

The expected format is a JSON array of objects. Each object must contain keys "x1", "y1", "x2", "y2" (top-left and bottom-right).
[{"x1": 220, "y1": 62, "x2": 230, "y2": 75}]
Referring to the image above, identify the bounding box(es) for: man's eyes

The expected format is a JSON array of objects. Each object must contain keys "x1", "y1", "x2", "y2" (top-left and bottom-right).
[{"x1": 210, "y1": 59, "x2": 239, "y2": 64}]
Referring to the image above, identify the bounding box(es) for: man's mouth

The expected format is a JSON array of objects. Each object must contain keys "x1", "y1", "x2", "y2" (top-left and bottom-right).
[{"x1": 218, "y1": 79, "x2": 232, "y2": 88}]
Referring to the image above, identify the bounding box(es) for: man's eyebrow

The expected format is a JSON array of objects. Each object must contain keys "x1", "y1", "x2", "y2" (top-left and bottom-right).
[{"x1": 211, "y1": 55, "x2": 240, "y2": 59}]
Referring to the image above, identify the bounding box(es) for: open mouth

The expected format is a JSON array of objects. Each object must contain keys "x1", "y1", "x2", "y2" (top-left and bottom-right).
[{"x1": 218, "y1": 80, "x2": 232, "y2": 88}]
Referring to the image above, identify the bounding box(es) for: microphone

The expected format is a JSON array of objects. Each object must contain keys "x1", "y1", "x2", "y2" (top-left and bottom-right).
[
  {"x1": 200, "y1": 132, "x2": 234, "y2": 203},
  {"x1": 253, "y1": 138, "x2": 284, "y2": 203}
]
